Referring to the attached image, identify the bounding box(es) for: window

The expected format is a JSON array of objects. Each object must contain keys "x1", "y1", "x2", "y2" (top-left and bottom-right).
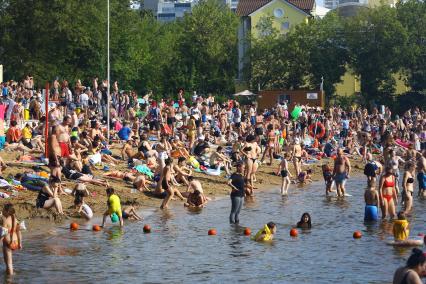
[
  {"x1": 281, "y1": 22, "x2": 290, "y2": 30},
  {"x1": 274, "y1": 8, "x2": 284, "y2": 18}
]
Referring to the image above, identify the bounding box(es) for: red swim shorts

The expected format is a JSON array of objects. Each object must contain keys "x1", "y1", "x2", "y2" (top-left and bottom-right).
[{"x1": 59, "y1": 142, "x2": 70, "y2": 158}]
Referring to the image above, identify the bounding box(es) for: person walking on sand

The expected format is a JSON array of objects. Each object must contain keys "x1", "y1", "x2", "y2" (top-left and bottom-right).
[
  {"x1": 228, "y1": 162, "x2": 245, "y2": 224},
  {"x1": 1, "y1": 203, "x2": 23, "y2": 275},
  {"x1": 332, "y1": 148, "x2": 351, "y2": 197}
]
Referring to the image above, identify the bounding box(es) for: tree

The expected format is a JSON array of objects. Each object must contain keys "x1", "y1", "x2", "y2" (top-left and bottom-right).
[{"x1": 344, "y1": 6, "x2": 408, "y2": 104}]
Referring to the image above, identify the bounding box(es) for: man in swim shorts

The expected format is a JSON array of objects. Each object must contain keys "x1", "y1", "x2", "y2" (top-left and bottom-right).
[
  {"x1": 417, "y1": 150, "x2": 426, "y2": 197},
  {"x1": 333, "y1": 148, "x2": 351, "y2": 197}
]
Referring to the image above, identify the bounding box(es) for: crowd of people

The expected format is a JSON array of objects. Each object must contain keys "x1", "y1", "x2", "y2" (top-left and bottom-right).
[{"x1": 0, "y1": 77, "x2": 426, "y2": 280}]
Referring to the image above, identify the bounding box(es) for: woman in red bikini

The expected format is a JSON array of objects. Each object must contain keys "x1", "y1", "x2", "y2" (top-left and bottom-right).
[{"x1": 379, "y1": 166, "x2": 398, "y2": 219}]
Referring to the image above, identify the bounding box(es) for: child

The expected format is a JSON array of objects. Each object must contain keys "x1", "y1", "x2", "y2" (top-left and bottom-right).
[
  {"x1": 393, "y1": 212, "x2": 409, "y2": 241},
  {"x1": 296, "y1": 212, "x2": 312, "y2": 229},
  {"x1": 1, "y1": 203, "x2": 22, "y2": 275},
  {"x1": 101, "y1": 188, "x2": 124, "y2": 228},
  {"x1": 276, "y1": 153, "x2": 292, "y2": 195},
  {"x1": 72, "y1": 184, "x2": 93, "y2": 220},
  {"x1": 364, "y1": 179, "x2": 379, "y2": 221},
  {"x1": 322, "y1": 164, "x2": 333, "y2": 195},
  {"x1": 122, "y1": 206, "x2": 143, "y2": 221},
  {"x1": 297, "y1": 169, "x2": 313, "y2": 184},
  {"x1": 253, "y1": 222, "x2": 276, "y2": 242}
]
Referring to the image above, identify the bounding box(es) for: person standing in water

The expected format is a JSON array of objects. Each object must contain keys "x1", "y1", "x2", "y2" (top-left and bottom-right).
[
  {"x1": 393, "y1": 248, "x2": 426, "y2": 284},
  {"x1": 160, "y1": 158, "x2": 184, "y2": 209},
  {"x1": 1, "y1": 203, "x2": 22, "y2": 275},
  {"x1": 276, "y1": 153, "x2": 291, "y2": 195},
  {"x1": 402, "y1": 162, "x2": 416, "y2": 214},
  {"x1": 227, "y1": 162, "x2": 245, "y2": 224},
  {"x1": 332, "y1": 148, "x2": 351, "y2": 197}
]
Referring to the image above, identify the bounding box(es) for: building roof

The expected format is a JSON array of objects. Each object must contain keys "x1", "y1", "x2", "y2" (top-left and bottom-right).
[{"x1": 236, "y1": 0, "x2": 315, "y2": 16}]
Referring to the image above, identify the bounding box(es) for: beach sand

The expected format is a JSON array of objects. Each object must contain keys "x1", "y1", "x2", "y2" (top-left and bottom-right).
[{"x1": 0, "y1": 149, "x2": 366, "y2": 222}]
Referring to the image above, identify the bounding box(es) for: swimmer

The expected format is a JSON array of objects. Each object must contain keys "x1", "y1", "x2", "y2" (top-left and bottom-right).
[
  {"x1": 276, "y1": 153, "x2": 292, "y2": 195},
  {"x1": 393, "y1": 248, "x2": 426, "y2": 284},
  {"x1": 296, "y1": 213, "x2": 312, "y2": 229},
  {"x1": 364, "y1": 179, "x2": 379, "y2": 222},
  {"x1": 122, "y1": 206, "x2": 143, "y2": 221},
  {"x1": 253, "y1": 222, "x2": 276, "y2": 242},
  {"x1": 1, "y1": 203, "x2": 22, "y2": 275},
  {"x1": 393, "y1": 212, "x2": 409, "y2": 242},
  {"x1": 101, "y1": 187, "x2": 124, "y2": 228}
]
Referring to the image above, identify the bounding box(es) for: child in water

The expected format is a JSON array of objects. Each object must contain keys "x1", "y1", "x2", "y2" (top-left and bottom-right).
[
  {"x1": 253, "y1": 222, "x2": 276, "y2": 242},
  {"x1": 1, "y1": 203, "x2": 22, "y2": 275},
  {"x1": 101, "y1": 187, "x2": 124, "y2": 228},
  {"x1": 364, "y1": 179, "x2": 379, "y2": 222},
  {"x1": 276, "y1": 153, "x2": 292, "y2": 195},
  {"x1": 322, "y1": 164, "x2": 334, "y2": 195},
  {"x1": 393, "y1": 212, "x2": 409, "y2": 241},
  {"x1": 122, "y1": 206, "x2": 143, "y2": 221},
  {"x1": 296, "y1": 169, "x2": 313, "y2": 184},
  {"x1": 296, "y1": 212, "x2": 312, "y2": 229}
]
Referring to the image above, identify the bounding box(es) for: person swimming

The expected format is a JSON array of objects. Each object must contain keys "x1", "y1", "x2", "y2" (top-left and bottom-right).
[
  {"x1": 253, "y1": 222, "x2": 276, "y2": 242},
  {"x1": 296, "y1": 213, "x2": 312, "y2": 229}
]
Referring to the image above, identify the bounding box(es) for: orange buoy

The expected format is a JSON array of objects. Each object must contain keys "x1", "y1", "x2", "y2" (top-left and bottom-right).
[
  {"x1": 70, "y1": 223, "x2": 79, "y2": 231},
  {"x1": 143, "y1": 225, "x2": 151, "y2": 233},
  {"x1": 208, "y1": 229, "x2": 217, "y2": 235},
  {"x1": 244, "y1": 228, "x2": 251, "y2": 236},
  {"x1": 353, "y1": 231, "x2": 362, "y2": 239},
  {"x1": 92, "y1": 225, "x2": 101, "y2": 232},
  {"x1": 290, "y1": 228, "x2": 298, "y2": 237}
]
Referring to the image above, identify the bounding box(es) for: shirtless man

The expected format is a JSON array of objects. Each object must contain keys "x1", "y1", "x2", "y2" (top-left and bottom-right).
[
  {"x1": 417, "y1": 150, "x2": 426, "y2": 197},
  {"x1": 184, "y1": 176, "x2": 208, "y2": 208},
  {"x1": 166, "y1": 103, "x2": 176, "y2": 136},
  {"x1": 56, "y1": 116, "x2": 72, "y2": 158},
  {"x1": 333, "y1": 148, "x2": 351, "y2": 197},
  {"x1": 160, "y1": 158, "x2": 184, "y2": 209},
  {"x1": 121, "y1": 139, "x2": 142, "y2": 161},
  {"x1": 291, "y1": 138, "x2": 303, "y2": 177}
]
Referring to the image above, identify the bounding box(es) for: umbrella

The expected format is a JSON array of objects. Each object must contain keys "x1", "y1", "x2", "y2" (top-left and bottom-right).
[{"x1": 233, "y1": 90, "x2": 257, "y2": 97}]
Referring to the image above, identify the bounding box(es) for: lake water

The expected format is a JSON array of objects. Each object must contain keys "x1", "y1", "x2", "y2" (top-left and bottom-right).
[{"x1": 7, "y1": 178, "x2": 426, "y2": 283}]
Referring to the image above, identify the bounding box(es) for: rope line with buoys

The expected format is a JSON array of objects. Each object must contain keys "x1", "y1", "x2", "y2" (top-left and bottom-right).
[{"x1": 309, "y1": 122, "x2": 326, "y2": 139}]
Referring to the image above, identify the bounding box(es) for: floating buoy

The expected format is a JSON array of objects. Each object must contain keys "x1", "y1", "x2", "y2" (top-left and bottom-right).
[
  {"x1": 244, "y1": 228, "x2": 251, "y2": 236},
  {"x1": 143, "y1": 224, "x2": 151, "y2": 233},
  {"x1": 353, "y1": 231, "x2": 362, "y2": 239},
  {"x1": 208, "y1": 229, "x2": 217, "y2": 235},
  {"x1": 290, "y1": 228, "x2": 298, "y2": 237},
  {"x1": 70, "y1": 223, "x2": 79, "y2": 231},
  {"x1": 92, "y1": 225, "x2": 101, "y2": 232}
]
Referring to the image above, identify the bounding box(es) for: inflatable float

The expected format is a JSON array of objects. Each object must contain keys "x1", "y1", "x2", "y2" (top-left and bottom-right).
[
  {"x1": 205, "y1": 165, "x2": 221, "y2": 176},
  {"x1": 386, "y1": 237, "x2": 424, "y2": 247}
]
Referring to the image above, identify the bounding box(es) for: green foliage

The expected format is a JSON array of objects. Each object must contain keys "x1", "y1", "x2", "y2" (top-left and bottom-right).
[{"x1": 0, "y1": 0, "x2": 238, "y2": 96}]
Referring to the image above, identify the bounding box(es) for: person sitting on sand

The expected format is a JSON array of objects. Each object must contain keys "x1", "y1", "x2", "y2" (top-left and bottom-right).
[
  {"x1": 210, "y1": 146, "x2": 232, "y2": 177},
  {"x1": 133, "y1": 174, "x2": 151, "y2": 192},
  {"x1": 253, "y1": 222, "x2": 276, "y2": 242},
  {"x1": 122, "y1": 206, "x2": 143, "y2": 221},
  {"x1": 101, "y1": 187, "x2": 124, "y2": 228},
  {"x1": 1, "y1": 203, "x2": 23, "y2": 275},
  {"x1": 296, "y1": 212, "x2": 312, "y2": 229},
  {"x1": 62, "y1": 165, "x2": 108, "y2": 187},
  {"x1": 36, "y1": 177, "x2": 64, "y2": 214},
  {"x1": 393, "y1": 212, "x2": 410, "y2": 242},
  {"x1": 364, "y1": 179, "x2": 379, "y2": 222},
  {"x1": 173, "y1": 157, "x2": 192, "y2": 186}
]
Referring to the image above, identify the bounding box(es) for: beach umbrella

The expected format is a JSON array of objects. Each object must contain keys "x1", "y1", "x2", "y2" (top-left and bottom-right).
[{"x1": 233, "y1": 90, "x2": 257, "y2": 97}]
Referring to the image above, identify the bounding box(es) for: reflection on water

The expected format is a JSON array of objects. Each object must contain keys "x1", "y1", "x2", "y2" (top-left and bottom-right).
[{"x1": 8, "y1": 178, "x2": 426, "y2": 283}]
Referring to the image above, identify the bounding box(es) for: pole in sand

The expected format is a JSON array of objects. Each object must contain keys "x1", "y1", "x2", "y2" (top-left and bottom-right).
[{"x1": 44, "y1": 82, "x2": 49, "y2": 159}]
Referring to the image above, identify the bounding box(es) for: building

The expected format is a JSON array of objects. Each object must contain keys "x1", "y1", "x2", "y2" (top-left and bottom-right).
[
  {"x1": 257, "y1": 89, "x2": 325, "y2": 109},
  {"x1": 236, "y1": 0, "x2": 315, "y2": 82},
  {"x1": 156, "y1": 1, "x2": 195, "y2": 22},
  {"x1": 323, "y1": 0, "x2": 338, "y2": 10}
]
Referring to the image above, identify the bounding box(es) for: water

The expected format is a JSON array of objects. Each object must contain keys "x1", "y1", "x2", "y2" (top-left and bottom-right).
[{"x1": 8, "y1": 179, "x2": 426, "y2": 283}]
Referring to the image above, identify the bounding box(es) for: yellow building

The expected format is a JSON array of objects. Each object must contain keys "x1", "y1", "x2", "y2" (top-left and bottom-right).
[{"x1": 236, "y1": 0, "x2": 315, "y2": 81}]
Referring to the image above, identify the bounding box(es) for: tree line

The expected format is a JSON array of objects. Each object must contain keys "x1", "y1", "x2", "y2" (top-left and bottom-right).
[{"x1": 1, "y1": 0, "x2": 425, "y2": 109}]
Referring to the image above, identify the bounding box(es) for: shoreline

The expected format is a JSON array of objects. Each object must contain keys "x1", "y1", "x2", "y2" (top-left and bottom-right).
[{"x1": 0, "y1": 149, "x2": 366, "y2": 227}]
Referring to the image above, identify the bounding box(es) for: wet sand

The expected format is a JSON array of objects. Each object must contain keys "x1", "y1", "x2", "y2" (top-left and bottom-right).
[{"x1": 0, "y1": 148, "x2": 366, "y2": 222}]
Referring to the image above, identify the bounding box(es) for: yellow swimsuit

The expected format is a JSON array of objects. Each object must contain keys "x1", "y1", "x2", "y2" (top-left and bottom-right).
[{"x1": 108, "y1": 194, "x2": 122, "y2": 217}]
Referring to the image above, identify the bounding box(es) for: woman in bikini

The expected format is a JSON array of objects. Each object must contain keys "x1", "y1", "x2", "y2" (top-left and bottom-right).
[
  {"x1": 402, "y1": 162, "x2": 416, "y2": 214},
  {"x1": 379, "y1": 166, "x2": 398, "y2": 219},
  {"x1": 260, "y1": 124, "x2": 275, "y2": 166},
  {"x1": 1, "y1": 203, "x2": 22, "y2": 275}
]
